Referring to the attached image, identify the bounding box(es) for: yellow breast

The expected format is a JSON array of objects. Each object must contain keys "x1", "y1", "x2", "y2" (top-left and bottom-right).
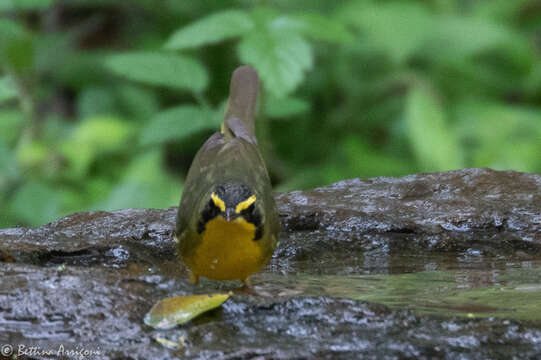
[{"x1": 186, "y1": 215, "x2": 265, "y2": 281}]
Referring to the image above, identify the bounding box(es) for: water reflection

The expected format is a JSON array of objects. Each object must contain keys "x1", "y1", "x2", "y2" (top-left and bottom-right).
[
  {"x1": 149, "y1": 240, "x2": 541, "y2": 322},
  {"x1": 250, "y1": 252, "x2": 541, "y2": 321}
]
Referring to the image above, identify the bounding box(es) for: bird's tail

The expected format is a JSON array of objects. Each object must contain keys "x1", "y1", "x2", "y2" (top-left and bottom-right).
[{"x1": 222, "y1": 65, "x2": 259, "y2": 142}]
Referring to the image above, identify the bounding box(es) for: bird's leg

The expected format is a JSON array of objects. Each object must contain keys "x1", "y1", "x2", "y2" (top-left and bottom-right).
[
  {"x1": 189, "y1": 271, "x2": 200, "y2": 284},
  {"x1": 241, "y1": 276, "x2": 252, "y2": 288}
]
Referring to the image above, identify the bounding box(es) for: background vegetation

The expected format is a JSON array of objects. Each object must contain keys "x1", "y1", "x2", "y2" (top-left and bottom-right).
[{"x1": 1, "y1": 0, "x2": 540, "y2": 228}]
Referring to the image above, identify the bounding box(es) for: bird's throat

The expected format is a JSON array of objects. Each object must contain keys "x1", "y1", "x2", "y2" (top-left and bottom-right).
[{"x1": 190, "y1": 216, "x2": 263, "y2": 280}]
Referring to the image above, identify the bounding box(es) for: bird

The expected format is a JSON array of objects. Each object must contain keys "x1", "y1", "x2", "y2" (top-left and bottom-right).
[{"x1": 174, "y1": 65, "x2": 279, "y2": 286}]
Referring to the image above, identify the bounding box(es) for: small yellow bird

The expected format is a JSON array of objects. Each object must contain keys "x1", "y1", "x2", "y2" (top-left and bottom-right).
[{"x1": 175, "y1": 66, "x2": 279, "y2": 285}]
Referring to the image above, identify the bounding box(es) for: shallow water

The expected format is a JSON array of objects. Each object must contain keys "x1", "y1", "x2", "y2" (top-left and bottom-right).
[{"x1": 247, "y1": 251, "x2": 541, "y2": 322}]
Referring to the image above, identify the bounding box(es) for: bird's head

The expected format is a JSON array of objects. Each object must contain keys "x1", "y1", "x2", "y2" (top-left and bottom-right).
[{"x1": 196, "y1": 182, "x2": 264, "y2": 240}]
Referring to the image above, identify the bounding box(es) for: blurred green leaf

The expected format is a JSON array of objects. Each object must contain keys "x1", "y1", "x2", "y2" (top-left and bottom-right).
[
  {"x1": 16, "y1": 140, "x2": 49, "y2": 169},
  {"x1": 70, "y1": 115, "x2": 132, "y2": 149},
  {"x1": 455, "y1": 102, "x2": 541, "y2": 172},
  {"x1": 0, "y1": 76, "x2": 18, "y2": 104},
  {"x1": 340, "y1": 2, "x2": 531, "y2": 67},
  {"x1": 98, "y1": 150, "x2": 181, "y2": 210},
  {"x1": 55, "y1": 51, "x2": 112, "y2": 89},
  {"x1": 265, "y1": 96, "x2": 310, "y2": 119},
  {"x1": 61, "y1": 176, "x2": 115, "y2": 216},
  {"x1": 273, "y1": 13, "x2": 353, "y2": 44},
  {"x1": 0, "y1": 0, "x2": 53, "y2": 10},
  {"x1": 525, "y1": 60, "x2": 541, "y2": 97},
  {"x1": 405, "y1": 84, "x2": 462, "y2": 171},
  {"x1": 0, "y1": 109, "x2": 23, "y2": 145},
  {"x1": 11, "y1": 182, "x2": 61, "y2": 227},
  {"x1": 471, "y1": 0, "x2": 528, "y2": 22},
  {"x1": 0, "y1": 142, "x2": 19, "y2": 186},
  {"x1": 34, "y1": 33, "x2": 72, "y2": 73},
  {"x1": 422, "y1": 16, "x2": 531, "y2": 66},
  {"x1": 339, "y1": 2, "x2": 432, "y2": 63},
  {"x1": 0, "y1": 19, "x2": 26, "y2": 40},
  {"x1": 5, "y1": 35, "x2": 34, "y2": 71},
  {"x1": 105, "y1": 52, "x2": 208, "y2": 92},
  {"x1": 0, "y1": 19, "x2": 32, "y2": 67},
  {"x1": 140, "y1": 105, "x2": 220, "y2": 146},
  {"x1": 115, "y1": 85, "x2": 159, "y2": 122},
  {"x1": 61, "y1": 116, "x2": 133, "y2": 178},
  {"x1": 77, "y1": 86, "x2": 117, "y2": 119},
  {"x1": 238, "y1": 28, "x2": 312, "y2": 97},
  {"x1": 165, "y1": 9, "x2": 254, "y2": 50}
]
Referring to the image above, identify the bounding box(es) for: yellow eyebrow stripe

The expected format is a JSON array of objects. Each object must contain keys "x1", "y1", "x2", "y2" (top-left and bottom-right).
[
  {"x1": 211, "y1": 192, "x2": 226, "y2": 211},
  {"x1": 235, "y1": 195, "x2": 256, "y2": 213}
]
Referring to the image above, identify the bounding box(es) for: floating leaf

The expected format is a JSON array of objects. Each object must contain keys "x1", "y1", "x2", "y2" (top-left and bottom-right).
[
  {"x1": 144, "y1": 293, "x2": 230, "y2": 330},
  {"x1": 165, "y1": 9, "x2": 254, "y2": 50},
  {"x1": 238, "y1": 28, "x2": 312, "y2": 97},
  {"x1": 105, "y1": 52, "x2": 208, "y2": 92},
  {"x1": 405, "y1": 84, "x2": 462, "y2": 171}
]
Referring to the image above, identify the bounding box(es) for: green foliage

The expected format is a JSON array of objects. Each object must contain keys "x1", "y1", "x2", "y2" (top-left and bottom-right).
[
  {"x1": 61, "y1": 115, "x2": 133, "y2": 178},
  {"x1": 0, "y1": 0, "x2": 53, "y2": 10},
  {"x1": 97, "y1": 150, "x2": 181, "y2": 211},
  {"x1": 11, "y1": 182, "x2": 62, "y2": 226},
  {"x1": 0, "y1": 76, "x2": 17, "y2": 103},
  {"x1": 165, "y1": 9, "x2": 254, "y2": 50},
  {"x1": 105, "y1": 52, "x2": 208, "y2": 92},
  {"x1": 1, "y1": 0, "x2": 540, "y2": 227},
  {"x1": 238, "y1": 29, "x2": 312, "y2": 98},
  {"x1": 140, "y1": 106, "x2": 221, "y2": 146},
  {"x1": 265, "y1": 96, "x2": 310, "y2": 119},
  {"x1": 405, "y1": 84, "x2": 462, "y2": 171}
]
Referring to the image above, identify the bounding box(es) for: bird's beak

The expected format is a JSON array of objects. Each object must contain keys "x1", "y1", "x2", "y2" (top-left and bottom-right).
[{"x1": 224, "y1": 208, "x2": 235, "y2": 222}]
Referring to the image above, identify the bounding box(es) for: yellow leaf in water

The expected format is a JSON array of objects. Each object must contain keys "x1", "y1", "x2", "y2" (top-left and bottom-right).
[{"x1": 144, "y1": 293, "x2": 230, "y2": 329}]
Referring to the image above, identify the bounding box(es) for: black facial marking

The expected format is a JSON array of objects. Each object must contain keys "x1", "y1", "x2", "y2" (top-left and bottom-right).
[
  {"x1": 240, "y1": 204, "x2": 260, "y2": 226},
  {"x1": 239, "y1": 203, "x2": 263, "y2": 241},
  {"x1": 197, "y1": 198, "x2": 221, "y2": 234},
  {"x1": 254, "y1": 225, "x2": 264, "y2": 241}
]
